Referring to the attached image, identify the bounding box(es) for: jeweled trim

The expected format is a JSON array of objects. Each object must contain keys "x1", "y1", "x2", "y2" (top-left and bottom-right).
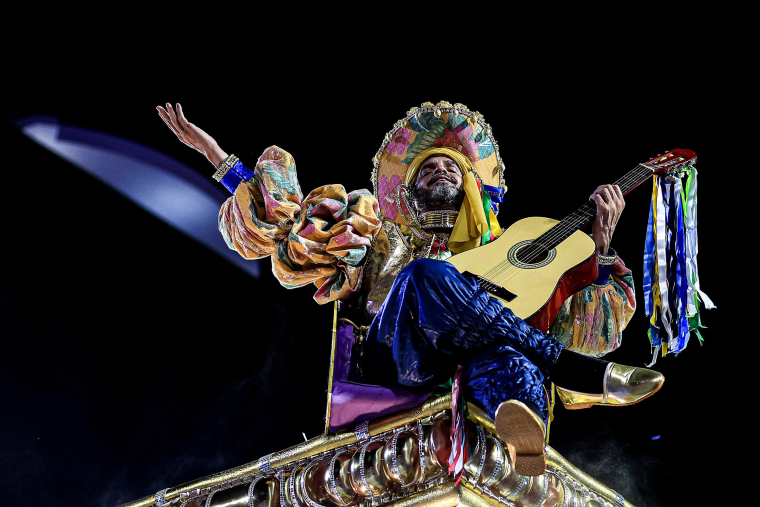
[
  {"x1": 298, "y1": 460, "x2": 323, "y2": 507},
  {"x1": 204, "y1": 491, "x2": 216, "y2": 507},
  {"x1": 482, "y1": 435, "x2": 504, "y2": 487},
  {"x1": 471, "y1": 426, "x2": 487, "y2": 483},
  {"x1": 597, "y1": 250, "x2": 617, "y2": 266},
  {"x1": 354, "y1": 421, "x2": 371, "y2": 442},
  {"x1": 248, "y1": 476, "x2": 265, "y2": 507},
  {"x1": 417, "y1": 420, "x2": 426, "y2": 484},
  {"x1": 213, "y1": 154, "x2": 239, "y2": 182},
  {"x1": 388, "y1": 431, "x2": 406, "y2": 486},
  {"x1": 278, "y1": 470, "x2": 288, "y2": 507},
  {"x1": 535, "y1": 475, "x2": 549, "y2": 506},
  {"x1": 257, "y1": 453, "x2": 273, "y2": 473},
  {"x1": 358, "y1": 440, "x2": 376, "y2": 500},
  {"x1": 545, "y1": 468, "x2": 570, "y2": 507},
  {"x1": 418, "y1": 210, "x2": 459, "y2": 230},
  {"x1": 326, "y1": 451, "x2": 349, "y2": 506},
  {"x1": 394, "y1": 184, "x2": 421, "y2": 229},
  {"x1": 506, "y1": 476, "x2": 529, "y2": 501},
  {"x1": 154, "y1": 488, "x2": 169, "y2": 506},
  {"x1": 561, "y1": 478, "x2": 570, "y2": 507},
  {"x1": 288, "y1": 465, "x2": 300, "y2": 507}
]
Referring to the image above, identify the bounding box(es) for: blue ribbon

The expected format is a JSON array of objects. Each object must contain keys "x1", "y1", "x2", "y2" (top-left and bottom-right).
[
  {"x1": 674, "y1": 178, "x2": 690, "y2": 353},
  {"x1": 643, "y1": 197, "x2": 655, "y2": 318},
  {"x1": 482, "y1": 184, "x2": 504, "y2": 213},
  {"x1": 664, "y1": 178, "x2": 678, "y2": 346},
  {"x1": 661, "y1": 177, "x2": 693, "y2": 354}
]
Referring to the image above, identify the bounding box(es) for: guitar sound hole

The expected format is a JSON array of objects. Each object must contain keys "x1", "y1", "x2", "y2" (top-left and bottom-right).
[{"x1": 515, "y1": 243, "x2": 549, "y2": 264}]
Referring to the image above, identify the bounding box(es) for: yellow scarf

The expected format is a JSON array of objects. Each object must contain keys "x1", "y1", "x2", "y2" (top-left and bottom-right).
[{"x1": 405, "y1": 147, "x2": 495, "y2": 253}]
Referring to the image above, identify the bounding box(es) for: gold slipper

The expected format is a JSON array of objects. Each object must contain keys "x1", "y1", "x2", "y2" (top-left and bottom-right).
[
  {"x1": 494, "y1": 400, "x2": 546, "y2": 477},
  {"x1": 556, "y1": 363, "x2": 665, "y2": 410}
]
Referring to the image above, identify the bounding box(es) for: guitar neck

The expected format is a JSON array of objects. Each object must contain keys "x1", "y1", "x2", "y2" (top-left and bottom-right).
[{"x1": 536, "y1": 164, "x2": 654, "y2": 250}]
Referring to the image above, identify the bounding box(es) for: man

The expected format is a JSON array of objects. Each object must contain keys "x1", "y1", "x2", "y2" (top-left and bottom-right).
[{"x1": 157, "y1": 100, "x2": 663, "y2": 476}]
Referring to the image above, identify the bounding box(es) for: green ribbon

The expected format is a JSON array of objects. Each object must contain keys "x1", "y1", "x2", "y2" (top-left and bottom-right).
[
  {"x1": 432, "y1": 378, "x2": 453, "y2": 396},
  {"x1": 481, "y1": 190, "x2": 493, "y2": 246},
  {"x1": 682, "y1": 169, "x2": 706, "y2": 343}
]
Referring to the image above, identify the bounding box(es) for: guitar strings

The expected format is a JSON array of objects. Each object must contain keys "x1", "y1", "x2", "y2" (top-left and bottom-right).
[
  {"x1": 491, "y1": 165, "x2": 649, "y2": 275},
  {"x1": 482, "y1": 166, "x2": 647, "y2": 279},
  {"x1": 520, "y1": 166, "x2": 648, "y2": 257},
  {"x1": 501, "y1": 160, "x2": 679, "y2": 274},
  {"x1": 481, "y1": 165, "x2": 652, "y2": 282},
  {"x1": 480, "y1": 168, "x2": 647, "y2": 285},
  {"x1": 480, "y1": 165, "x2": 652, "y2": 282}
]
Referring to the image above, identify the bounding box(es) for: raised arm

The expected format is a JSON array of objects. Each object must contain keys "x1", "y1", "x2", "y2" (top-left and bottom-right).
[
  {"x1": 157, "y1": 103, "x2": 228, "y2": 167},
  {"x1": 156, "y1": 104, "x2": 381, "y2": 304}
]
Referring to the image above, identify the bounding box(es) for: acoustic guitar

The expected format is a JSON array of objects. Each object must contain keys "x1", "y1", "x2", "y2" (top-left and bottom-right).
[{"x1": 447, "y1": 149, "x2": 697, "y2": 332}]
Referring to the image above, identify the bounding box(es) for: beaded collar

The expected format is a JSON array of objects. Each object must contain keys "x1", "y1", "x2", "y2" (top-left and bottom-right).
[{"x1": 418, "y1": 210, "x2": 459, "y2": 230}]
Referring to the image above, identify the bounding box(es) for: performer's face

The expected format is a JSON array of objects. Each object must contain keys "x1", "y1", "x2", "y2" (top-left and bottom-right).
[
  {"x1": 416, "y1": 156, "x2": 463, "y2": 191},
  {"x1": 413, "y1": 156, "x2": 465, "y2": 212}
]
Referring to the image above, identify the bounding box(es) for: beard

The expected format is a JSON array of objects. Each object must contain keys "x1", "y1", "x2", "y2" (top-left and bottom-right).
[{"x1": 413, "y1": 183, "x2": 465, "y2": 210}]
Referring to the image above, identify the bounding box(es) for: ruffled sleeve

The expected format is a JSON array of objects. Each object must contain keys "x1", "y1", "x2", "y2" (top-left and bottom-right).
[
  {"x1": 218, "y1": 146, "x2": 303, "y2": 259},
  {"x1": 273, "y1": 185, "x2": 381, "y2": 303},
  {"x1": 549, "y1": 256, "x2": 636, "y2": 357},
  {"x1": 218, "y1": 146, "x2": 381, "y2": 303}
]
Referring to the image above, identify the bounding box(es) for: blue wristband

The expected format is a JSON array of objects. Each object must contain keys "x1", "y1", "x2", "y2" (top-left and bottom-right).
[
  {"x1": 592, "y1": 249, "x2": 616, "y2": 286},
  {"x1": 231, "y1": 160, "x2": 255, "y2": 181},
  {"x1": 593, "y1": 263, "x2": 613, "y2": 286},
  {"x1": 221, "y1": 169, "x2": 243, "y2": 193},
  {"x1": 219, "y1": 160, "x2": 256, "y2": 194}
]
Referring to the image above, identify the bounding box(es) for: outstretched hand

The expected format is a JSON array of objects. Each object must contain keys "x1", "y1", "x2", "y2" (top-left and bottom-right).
[
  {"x1": 590, "y1": 184, "x2": 624, "y2": 255},
  {"x1": 156, "y1": 103, "x2": 227, "y2": 167}
]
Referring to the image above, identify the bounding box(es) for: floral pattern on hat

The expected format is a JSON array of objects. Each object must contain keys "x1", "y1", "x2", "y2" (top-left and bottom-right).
[
  {"x1": 386, "y1": 127, "x2": 411, "y2": 155},
  {"x1": 374, "y1": 105, "x2": 503, "y2": 223},
  {"x1": 377, "y1": 174, "x2": 402, "y2": 221},
  {"x1": 434, "y1": 124, "x2": 480, "y2": 161}
]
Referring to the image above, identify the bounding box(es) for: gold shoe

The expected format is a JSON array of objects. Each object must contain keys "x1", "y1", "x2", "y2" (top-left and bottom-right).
[
  {"x1": 494, "y1": 400, "x2": 546, "y2": 476},
  {"x1": 556, "y1": 363, "x2": 664, "y2": 410}
]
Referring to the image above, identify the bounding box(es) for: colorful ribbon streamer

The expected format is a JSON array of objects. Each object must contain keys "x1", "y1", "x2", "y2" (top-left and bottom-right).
[
  {"x1": 482, "y1": 183, "x2": 506, "y2": 213},
  {"x1": 448, "y1": 365, "x2": 467, "y2": 484},
  {"x1": 683, "y1": 168, "x2": 716, "y2": 341},
  {"x1": 643, "y1": 167, "x2": 713, "y2": 365}
]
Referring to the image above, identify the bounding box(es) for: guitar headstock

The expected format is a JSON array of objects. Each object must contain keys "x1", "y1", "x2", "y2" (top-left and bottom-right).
[{"x1": 642, "y1": 149, "x2": 697, "y2": 177}]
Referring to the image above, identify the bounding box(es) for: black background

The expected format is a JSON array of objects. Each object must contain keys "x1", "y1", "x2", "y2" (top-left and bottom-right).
[{"x1": 0, "y1": 25, "x2": 744, "y2": 507}]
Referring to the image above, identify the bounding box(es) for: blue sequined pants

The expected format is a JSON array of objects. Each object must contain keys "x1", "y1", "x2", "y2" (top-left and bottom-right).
[{"x1": 364, "y1": 259, "x2": 565, "y2": 419}]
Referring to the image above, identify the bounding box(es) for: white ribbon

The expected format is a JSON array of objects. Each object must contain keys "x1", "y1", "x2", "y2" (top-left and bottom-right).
[
  {"x1": 684, "y1": 168, "x2": 715, "y2": 311},
  {"x1": 646, "y1": 344, "x2": 661, "y2": 368},
  {"x1": 656, "y1": 177, "x2": 674, "y2": 344}
]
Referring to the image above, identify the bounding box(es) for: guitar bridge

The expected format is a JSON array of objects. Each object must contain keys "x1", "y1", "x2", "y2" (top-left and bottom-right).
[{"x1": 463, "y1": 271, "x2": 517, "y2": 302}]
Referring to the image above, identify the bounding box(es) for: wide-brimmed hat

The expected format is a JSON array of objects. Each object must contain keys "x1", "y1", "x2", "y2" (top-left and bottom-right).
[{"x1": 372, "y1": 101, "x2": 506, "y2": 225}]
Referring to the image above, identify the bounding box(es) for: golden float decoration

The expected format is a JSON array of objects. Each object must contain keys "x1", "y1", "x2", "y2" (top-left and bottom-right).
[{"x1": 118, "y1": 394, "x2": 632, "y2": 507}]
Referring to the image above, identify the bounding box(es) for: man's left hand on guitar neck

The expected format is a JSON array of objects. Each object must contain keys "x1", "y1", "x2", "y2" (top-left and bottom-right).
[{"x1": 589, "y1": 184, "x2": 625, "y2": 256}]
